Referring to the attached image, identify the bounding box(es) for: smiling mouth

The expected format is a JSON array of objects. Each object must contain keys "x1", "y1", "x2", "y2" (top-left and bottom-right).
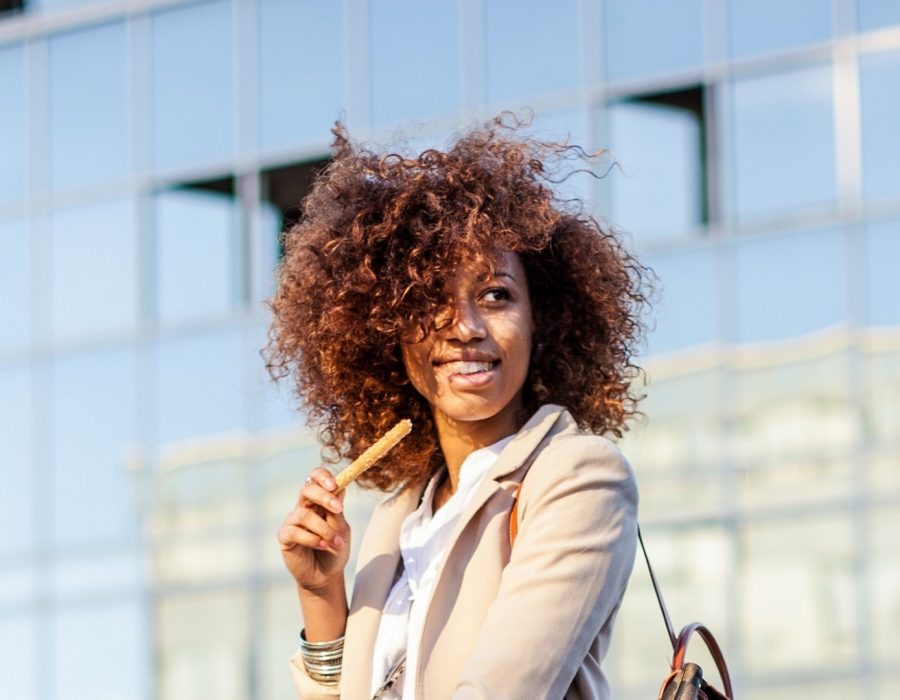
[{"x1": 438, "y1": 360, "x2": 499, "y2": 376}]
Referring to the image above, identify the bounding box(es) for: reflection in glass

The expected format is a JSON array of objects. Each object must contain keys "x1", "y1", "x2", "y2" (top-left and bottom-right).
[
  {"x1": 860, "y1": 50, "x2": 900, "y2": 202},
  {"x1": 370, "y1": 0, "x2": 458, "y2": 126},
  {"x1": 730, "y1": 65, "x2": 835, "y2": 221},
  {"x1": 50, "y1": 199, "x2": 137, "y2": 342},
  {"x1": 155, "y1": 186, "x2": 235, "y2": 324},
  {"x1": 619, "y1": 369, "x2": 721, "y2": 517},
  {"x1": 614, "y1": 526, "x2": 731, "y2": 689},
  {"x1": 604, "y1": 0, "x2": 704, "y2": 81},
  {"x1": 732, "y1": 353, "x2": 857, "y2": 464},
  {"x1": 0, "y1": 365, "x2": 33, "y2": 557},
  {"x1": 49, "y1": 21, "x2": 128, "y2": 190},
  {"x1": 485, "y1": 0, "x2": 579, "y2": 104},
  {"x1": 865, "y1": 350, "x2": 900, "y2": 447},
  {"x1": 0, "y1": 615, "x2": 35, "y2": 700},
  {"x1": 0, "y1": 45, "x2": 26, "y2": 202},
  {"x1": 157, "y1": 591, "x2": 249, "y2": 700},
  {"x1": 0, "y1": 219, "x2": 30, "y2": 351},
  {"x1": 728, "y1": 0, "x2": 832, "y2": 58},
  {"x1": 871, "y1": 505, "x2": 900, "y2": 664},
  {"x1": 258, "y1": 0, "x2": 343, "y2": 151},
  {"x1": 151, "y1": 0, "x2": 234, "y2": 172},
  {"x1": 858, "y1": 0, "x2": 900, "y2": 31},
  {"x1": 155, "y1": 327, "x2": 244, "y2": 446},
  {"x1": 607, "y1": 88, "x2": 705, "y2": 243},
  {"x1": 54, "y1": 599, "x2": 144, "y2": 700},
  {"x1": 644, "y1": 244, "x2": 717, "y2": 353},
  {"x1": 260, "y1": 585, "x2": 301, "y2": 700},
  {"x1": 740, "y1": 515, "x2": 857, "y2": 672},
  {"x1": 863, "y1": 219, "x2": 900, "y2": 326},
  {"x1": 50, "y1": 348, "x2": 137, "y2": 548},
  {"x1": 734, "y1": 228, "x2": 846, "y2": 342}
]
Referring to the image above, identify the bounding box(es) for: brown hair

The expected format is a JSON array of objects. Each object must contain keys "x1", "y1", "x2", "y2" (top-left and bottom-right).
[{"x1": 263, "y1": 114, "x2": 652, "y2": 491}]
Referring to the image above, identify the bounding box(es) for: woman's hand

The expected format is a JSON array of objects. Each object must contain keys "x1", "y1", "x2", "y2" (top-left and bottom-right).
[{"x1": 278, "y1": 467, "x2": 352, "y2": 592}]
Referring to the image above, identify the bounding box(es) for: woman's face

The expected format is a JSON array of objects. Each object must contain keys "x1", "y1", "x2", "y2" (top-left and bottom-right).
[{"x1": 401, "y1": 251, "x2": 533, "y2": 433}]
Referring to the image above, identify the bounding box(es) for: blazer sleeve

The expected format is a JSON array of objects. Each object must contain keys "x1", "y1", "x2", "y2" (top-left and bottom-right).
[
  {"x1": 453, "y1": 435, "x2": 638, "y2": 698},
  {"x1": 289, "y1": 649, "x2": 341, "y2": 699}
]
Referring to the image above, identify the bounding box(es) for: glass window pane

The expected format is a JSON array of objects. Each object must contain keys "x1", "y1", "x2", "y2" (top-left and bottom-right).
[
  {"x1": 155, "y1": 328, "x2": 244, "y2": 446},
  {"x1": 728, "y1": 0, "x2": 832, "y2": 58},
  {"x1": 645, "y1": 244, "x2": 717, "y2": 353},
  {"x1": 258, "y1": 0, "x2": 343, "y2": 151},
  {"x1": 860, "y1": 49, "x2": 900, "y2": 202},
  {"x1": 604, "y1": 0, "x2": 704, "y2": 81},
  {"x1": 858, "y1": 0, "x2": 900, "y2": 31},
  {"x1": 151, "y1": 1, "x2": 234, "y2": 172},
  {"x1": 865, "y1": 348, "x2": 900, "y2": 449},
  {"x1": 735, "y1": 228, "x2": 846, "y2": 342},
  {"x1": 730, "y1": 65, "x2": 836, "y2": 221},
  {"x1": 52, "y1": 551, "x2": 142, "y2": 600},
  {"x1": 157, "y1": 591, "x2": 249, "y2": 700},
  {"x1": 0, "y1": 45, "x2": 26, "y2": 203},
  {"x1": 34, "y1": 0, "x2": 102, "y2": 9},
  {"x1": 0, "y1": 219, "x2": 30, "y2": 351},
  {"x1": 156, "y1": 189, "x2": 235, "y2": 324},
  {"x1": 0, "y1": 614, "x2": 35, "y2": 700},
  {"x1": 54, "y1": 599, "x2": 144, "y2": 700},
  {"x1": 260, "y1": 584, "x2": 300, "y2": 700},
  {"x1": 370, "y1": 0, "x2": 458, "y2": 126},
  {"x1": 485, "y1": 0, "x2": 579, "y2": 104},
  {"x1": 50, "y1": 200, "x2": 137, "y2": 342},
  {"x1": 613, "y1": 525, "x2": 732, "y2": 690},
  {"x1": 50, "y1": 348, "x2": 137, "y2": 549},
  {"x1": 0, "y1": 364, "x2": 33, "y2": 557},
  {"x1": 740, "y1": 514, "x2": 857, "y2": 673},
  {"x1": 872, "y1": 505, "x2": 900, "y2": 663},
  {"x1": 732, "y1": 353, "x2": 857, "y2": 465},
  {"x1": 606, "y1": 92, "x2": 704, "y2": 242},
  {"x1": 864, "y1": 218, "x2": 900, "y2": 326},
  {"x1": 49, "y1": 22, "x2": 128, "y2": 190}
]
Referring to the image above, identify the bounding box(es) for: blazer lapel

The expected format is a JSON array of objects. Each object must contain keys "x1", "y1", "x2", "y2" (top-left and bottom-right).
[
  {"x1": 452, "y1": 403, "x2": 566, "y2": 534},
  {"x1": 343, "y1": 480, "x2": 425, "y2": 698}
]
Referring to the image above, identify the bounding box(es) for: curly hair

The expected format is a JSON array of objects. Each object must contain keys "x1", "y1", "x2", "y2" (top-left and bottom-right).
[{"x1": 263, "y1": 114, "x2": 652, "y2": 491}]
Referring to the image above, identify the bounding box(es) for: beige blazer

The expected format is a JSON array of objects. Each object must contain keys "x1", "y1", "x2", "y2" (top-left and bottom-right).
[{"x1": 291, "y1": 404, "x2": 639, "y2": 699}]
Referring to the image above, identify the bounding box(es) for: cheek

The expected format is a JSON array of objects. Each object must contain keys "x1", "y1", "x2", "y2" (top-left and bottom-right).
[{"x1": 401, "y1": 344, "x2": 432, "y2": 396}]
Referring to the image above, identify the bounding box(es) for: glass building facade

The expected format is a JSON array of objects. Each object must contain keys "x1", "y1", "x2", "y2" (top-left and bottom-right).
[{"x1": 0, "y1": 1, "x2": 898, "y2": 698}]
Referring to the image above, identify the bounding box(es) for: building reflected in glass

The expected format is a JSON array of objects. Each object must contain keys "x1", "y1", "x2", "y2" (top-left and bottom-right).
[{"x1": 0, "y1": 1, "x2": 898, "y2": 698}]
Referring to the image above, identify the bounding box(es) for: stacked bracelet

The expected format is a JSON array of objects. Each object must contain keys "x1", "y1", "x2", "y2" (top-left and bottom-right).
[{"x1": 299, "y1": 630, "x2": 344, "y2": 686}]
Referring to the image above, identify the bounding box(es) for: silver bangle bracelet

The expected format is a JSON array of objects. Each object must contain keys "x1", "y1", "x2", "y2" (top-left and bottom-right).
[{"x1": 299, "y1": 629, "x2": 344, "y2": 686}]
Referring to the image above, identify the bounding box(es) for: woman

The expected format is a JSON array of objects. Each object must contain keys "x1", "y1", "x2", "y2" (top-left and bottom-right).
[{"x1": 265, "y1": 115, "x2": 651, "y2": 699}]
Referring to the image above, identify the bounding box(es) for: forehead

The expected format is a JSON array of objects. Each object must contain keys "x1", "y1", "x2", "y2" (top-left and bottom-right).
[{"x1": 451, "y1": 250, "x2": 524, "y2": 282}]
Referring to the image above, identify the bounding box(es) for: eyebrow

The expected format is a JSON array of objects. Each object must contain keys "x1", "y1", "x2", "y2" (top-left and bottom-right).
[{"x1": 477, "y1": 271, "x2": 517, "y2": 284}]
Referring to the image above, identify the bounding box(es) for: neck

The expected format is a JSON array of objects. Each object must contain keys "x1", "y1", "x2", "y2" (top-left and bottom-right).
[{"x1": 433, "y1": 401, "x2": 522, "y2": 493}]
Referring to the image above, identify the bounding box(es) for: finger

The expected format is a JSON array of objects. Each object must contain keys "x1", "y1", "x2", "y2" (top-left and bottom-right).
[
  {"x1": 306, "y1": 467, "x2": 337, "y2": 492},
  {"x1": 277, "y1": 524, "x2": 324, "y2": 551},
  {"x1": 296, "y1": 506, "x2": 344, "y2": 548},
  {"x1": 300, "y1": 481, "x2": 344, "y2": 514}
]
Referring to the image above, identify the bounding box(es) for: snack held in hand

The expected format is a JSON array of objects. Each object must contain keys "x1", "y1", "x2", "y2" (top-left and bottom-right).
[{"x1": 334, "y1": 419, "x2": 413, "y2": 493}]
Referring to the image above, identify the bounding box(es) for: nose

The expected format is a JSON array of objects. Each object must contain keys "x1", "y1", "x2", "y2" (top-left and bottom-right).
[{"x1": 444, "y1": 297, "x2": 486, "y2": 343}]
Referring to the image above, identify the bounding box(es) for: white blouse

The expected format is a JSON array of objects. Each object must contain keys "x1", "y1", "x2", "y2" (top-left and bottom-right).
[{"x1": 369, "y1": 434, "x2": 514, "y2": 698}]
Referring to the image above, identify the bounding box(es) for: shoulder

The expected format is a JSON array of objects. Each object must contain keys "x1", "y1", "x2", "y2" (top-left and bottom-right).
[{"x1": 524, "y1": 413, "x2": 638, "y2": 508}]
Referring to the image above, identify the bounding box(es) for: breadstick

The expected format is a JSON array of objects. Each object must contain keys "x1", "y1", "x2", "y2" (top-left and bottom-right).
[{"x1": 333, "y1": 419, "x2": 413, "y2": 493}]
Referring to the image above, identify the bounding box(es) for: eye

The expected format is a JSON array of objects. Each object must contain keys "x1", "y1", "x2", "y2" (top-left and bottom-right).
[{"x1": 481, "y1": 287, "x2": 511, "y2": 303}]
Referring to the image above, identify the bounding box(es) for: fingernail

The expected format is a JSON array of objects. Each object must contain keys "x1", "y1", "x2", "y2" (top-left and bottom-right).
[
  {"x1": 319, "y1": 539, "x2": 329, "y2": 549},
  {"x1": 330, "y1": 498, "x2": 342, "y2": 512},
  {"x1": 333, "y1": 536, "x2": 344, "y2": 549}
]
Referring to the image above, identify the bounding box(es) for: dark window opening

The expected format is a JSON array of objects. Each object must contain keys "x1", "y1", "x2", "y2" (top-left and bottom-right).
[
  {"x1": 176, "y1": 175, "x2": 235, "y2": 198},
  {"x1": 626, "y1": 85, "x2": 710, "y2": 226},
  {"x1": 261, "y1": 158, "x2": 330, "y2": 260},
  {"x1": 0, "y1": 0, "x2": 26, "y2": 17}
]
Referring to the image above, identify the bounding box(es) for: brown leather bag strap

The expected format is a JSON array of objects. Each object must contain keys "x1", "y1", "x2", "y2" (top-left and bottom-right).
[{"x1": 672, "y1": 622, "x2": 734, "y2": 699}]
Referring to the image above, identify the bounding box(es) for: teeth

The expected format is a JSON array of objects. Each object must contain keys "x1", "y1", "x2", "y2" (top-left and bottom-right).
[{"x1": 444, "y1": 361, "x2": 494, "y2": 375}]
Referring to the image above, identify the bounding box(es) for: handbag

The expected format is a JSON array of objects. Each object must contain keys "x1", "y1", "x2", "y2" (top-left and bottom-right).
[
  {"x1": 637, "y1": 528, "x2": 734, "y2": 700},
  {"x1": 509, "y1": 483, "x2": 736, "y2": 700}
]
